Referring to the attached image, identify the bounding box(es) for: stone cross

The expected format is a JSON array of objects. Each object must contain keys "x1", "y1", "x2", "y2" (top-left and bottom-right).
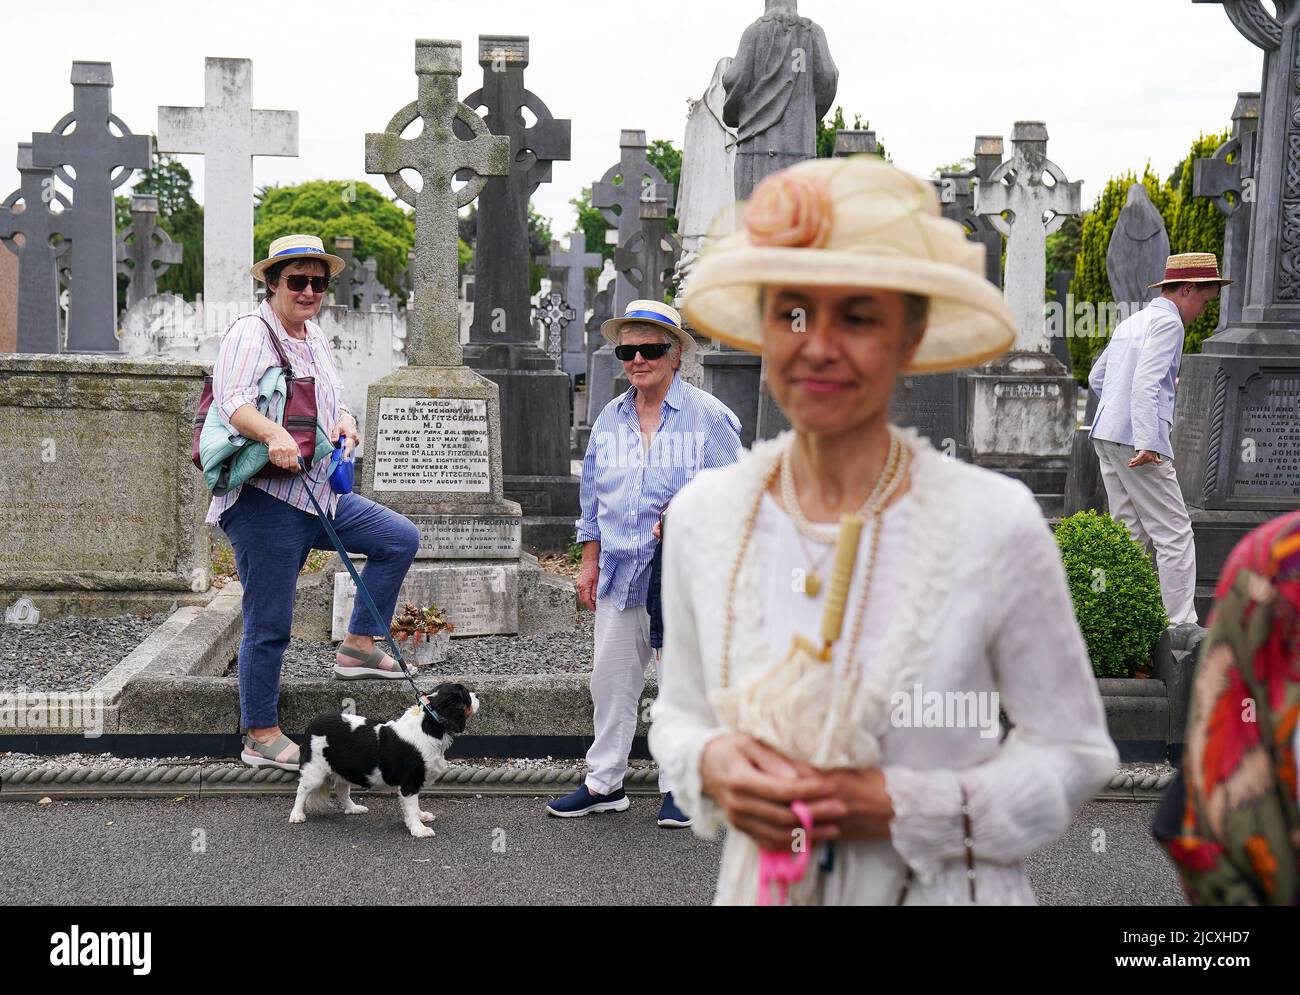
[
  {"x1": 1194, "y1": 91, "x2": 1260, "y2": 330},
  {"x1": 116, "y1": 194, "x2": 182, "y2": 307},
  {"x1": 0, "y1": 143, "x2": 70, "y2": 352},
  {"x1": 461, "y1": 36, "x2": 571, "y2": 350},
  {"x1": 594, "y1": 130, "x2": 676, "y2": 313},
  {"x1": 975, "y1": 122, "x2": 1081, "y2": 352},
  {"x1": 547, "y1": 231, "x2": 602, "y2": 374},
  {"x1": 833, "y1": 130, "x2": 877, "y2": 157},
  {"x1": 356, "y1": 258, "x2": 392, "y2": 311},
  {"x1": 1194, "y1": 1, "x2": 1300, "y2": 325},
  {"x1": 158, "y1": 58, "x2": 298, "y2": 313},
  {"x1": 32, "y1": 61, "x2": 151, "y2": 352},
  {"x1": 615, "y1": 191, "x2": 682, "y2": 303},
  {"x1": 366, "y1": 39, "x2": 510, "y2": 366},
  {"x1": 534, "y1": 290, "x2": 576, "y2": 366},
  {"x1": 332, "y1": 236, "x2": 356, "y2": 309}
]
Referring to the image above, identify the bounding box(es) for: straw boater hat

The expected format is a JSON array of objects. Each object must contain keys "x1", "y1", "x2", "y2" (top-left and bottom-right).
[
  {"x1": 251, "y1": 234, "x2": 347, "y2": 282},
  {"x1": 600, "y1": 299, "x2": 696, "y2": 353},
  {"x1": 1148, "y1": 252, "x2": 1231, "y2": 288},
  {"x1": 681, "y1": 156, "x2": 1017, "y2": 373}
]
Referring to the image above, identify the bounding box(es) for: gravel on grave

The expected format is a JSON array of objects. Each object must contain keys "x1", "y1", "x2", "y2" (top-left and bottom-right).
[
  {"x1": 0, "y1": 612, "x2": 171, "y2": 693},
  {"x1": 227, "y1": 611, "x2": 598, "y2": 680}
]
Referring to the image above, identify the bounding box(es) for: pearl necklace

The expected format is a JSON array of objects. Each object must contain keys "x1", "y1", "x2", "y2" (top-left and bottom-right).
[{"x1": 779, "y1": 434, "x2": 903, "y2": 595}]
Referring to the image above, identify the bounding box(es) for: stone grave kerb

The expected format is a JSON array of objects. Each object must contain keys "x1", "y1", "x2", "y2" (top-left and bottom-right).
[
  {"x1": 116, "y1": 194, "x2": 182, "y2": 308},
  {"x1": 975, "y1": 121, "x2": 1081, "y2": 353},
  {"x1": 1194, "y1": 91, "x2": 1260, "y2": 332},
  {"x1": 31, "y1": 61, "x2": 151, "y2": 352},
  {"x1": 360, "y1": 38, "x2": 518, "y2": 524},
  {"x1": 462, "y1": 35, "x2": 571, "y2": 352},
  {"x1": 157, "y1": 57, "x2": 298, "y2": 317},
  {"x1": 0, "y1": 142, "x2": 71, "y2": 353}
]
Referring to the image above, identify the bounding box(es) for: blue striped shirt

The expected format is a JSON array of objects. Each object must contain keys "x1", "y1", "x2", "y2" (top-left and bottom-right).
[{"x1": 577, "y1": 373, "x2": 742, "y2": 609}]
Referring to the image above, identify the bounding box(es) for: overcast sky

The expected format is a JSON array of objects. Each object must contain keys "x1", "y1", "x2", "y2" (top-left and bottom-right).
[{"x1": 0, "y1": 0, "x2": 1267, "y2": 236}]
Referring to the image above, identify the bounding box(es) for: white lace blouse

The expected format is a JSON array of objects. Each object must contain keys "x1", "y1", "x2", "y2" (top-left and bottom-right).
[{"x1": 649, "y1": 427, "x2": 1120, "y2": 905}]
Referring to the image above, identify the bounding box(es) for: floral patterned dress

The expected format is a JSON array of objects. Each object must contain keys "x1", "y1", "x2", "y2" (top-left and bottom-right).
[{"x1": 1161, "y1": 511, "x2": 1300, "y2": 904}]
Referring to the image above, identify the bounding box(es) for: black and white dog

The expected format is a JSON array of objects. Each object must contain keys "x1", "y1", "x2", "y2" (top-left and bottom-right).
[{"x1": 289, "y1": 683, "x2": 479, "y2": 838}]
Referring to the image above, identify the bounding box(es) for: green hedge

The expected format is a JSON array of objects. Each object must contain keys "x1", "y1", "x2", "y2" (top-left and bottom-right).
[{"x1": 1054, "y1": 511, "x2": 1168, "y2": 678}]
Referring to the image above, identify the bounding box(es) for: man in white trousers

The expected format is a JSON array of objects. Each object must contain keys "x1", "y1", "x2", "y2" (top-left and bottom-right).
[
  {"x1": 546, "y1": 300, "x2": 741, "y2": 827},
  {"x1": 1088, "y1": 252, "x2": 1229, "y2": 626}
]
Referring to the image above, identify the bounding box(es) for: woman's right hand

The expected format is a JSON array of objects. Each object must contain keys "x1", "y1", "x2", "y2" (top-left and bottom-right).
[
  {"x1": 265, "y1": 426, "x2": 303, "y2": 473},
  {"x1": 577, "y1": 560, "x2": 599, "y2": 610},
  {"x1": 700, "y1": 732, "x2": 842, "y2": 851}
]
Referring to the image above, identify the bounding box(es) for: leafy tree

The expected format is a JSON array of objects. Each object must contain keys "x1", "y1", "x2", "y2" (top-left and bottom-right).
[
  {"x1": 1168, "y1": 130, "x2": 1230, "y2": 354},
  {"x1": 1046, "y1": 214, "x2": 1083, "y2": 297},
  {"x1": 816, "y1": 106, "x2": 888, "y2": 160},
  {"x1": 114, "y1": 147, "x2": 203, "y2": 304},
  {"x1": 646, "y1": 139, "x2": 681, "y2": 234},
  {"x1": 253, "y1": 180, "x2": 414, "y2": 297}
]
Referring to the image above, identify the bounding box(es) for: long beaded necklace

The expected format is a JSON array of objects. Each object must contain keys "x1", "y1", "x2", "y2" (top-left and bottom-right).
[
  {"x1": 719, "y1": 436, "x2": 910, "y2": 688},
  {"x1": 779, "y1": 435, "x2": 902, "y2": 597}
]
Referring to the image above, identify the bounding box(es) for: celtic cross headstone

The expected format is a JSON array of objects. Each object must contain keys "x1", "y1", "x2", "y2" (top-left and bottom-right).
[
  {"x1": 31, "y1": 61, "x2": 150, "y2": 351},
  {"x1": 0, "y1": 143, "x2": 70, "y2": 352},
  {"x1": 116, "y1": 194, "x2": 182, "y2": 307}
]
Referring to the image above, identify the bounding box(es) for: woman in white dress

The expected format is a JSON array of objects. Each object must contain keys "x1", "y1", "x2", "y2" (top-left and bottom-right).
[{"x1": 649, "y1": 156, "x2": 1119, "y2": 905}]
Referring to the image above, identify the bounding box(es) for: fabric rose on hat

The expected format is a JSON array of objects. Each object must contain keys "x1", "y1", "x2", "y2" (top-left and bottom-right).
[{"x1": 743, "y1": 171, "x2": 833, "y2": 249}]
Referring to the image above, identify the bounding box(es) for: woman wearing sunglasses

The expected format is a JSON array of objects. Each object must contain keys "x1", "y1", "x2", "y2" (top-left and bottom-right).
[
  {"x1": 547, "y1": 299, "x2": 743, "y2": 826},
  {"x1": 648, "y1": 158, "x2": 1118, "y2": 904},
  {"x1": 205, "y1": 234, "x2": 421, "y2": 772}
]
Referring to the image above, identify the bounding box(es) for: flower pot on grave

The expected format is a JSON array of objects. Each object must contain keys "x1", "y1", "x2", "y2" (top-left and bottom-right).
[{"x1": 395, "y1": 629, "x2": 452, "y2": 666}]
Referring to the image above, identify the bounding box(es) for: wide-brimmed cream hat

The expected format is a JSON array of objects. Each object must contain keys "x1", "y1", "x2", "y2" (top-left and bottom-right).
[
  {"x1": 681, "y1": 156, "x2": 1016, "y2": 373},
  {"x1": 1148, "y1": 252, "x2": 1231, "y2": 288},
  {"x1": 251, "y1": 234, "x2": 347, "y2": 282},
  {"x1": 600, "y1": 299, "x2": 695, "y2": 353}
]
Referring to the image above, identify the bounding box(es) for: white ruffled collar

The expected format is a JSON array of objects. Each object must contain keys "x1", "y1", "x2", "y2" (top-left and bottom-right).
[{"x1": 722, "y1": 425, "x2": 958, "y2": 756}]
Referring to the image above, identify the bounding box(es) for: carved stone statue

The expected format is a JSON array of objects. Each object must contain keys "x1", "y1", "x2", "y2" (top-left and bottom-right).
[{"x1": 722, "y1": 0, "x2": 838, "y2": 200}]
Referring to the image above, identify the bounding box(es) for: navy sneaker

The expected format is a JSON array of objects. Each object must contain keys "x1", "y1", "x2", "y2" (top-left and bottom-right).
[
  {"x1": 657, "y1": 792, "x2": 692, "y2": 829},
  {"x1": 546, "y1": 784, "x2": 630, "y2": 818}
]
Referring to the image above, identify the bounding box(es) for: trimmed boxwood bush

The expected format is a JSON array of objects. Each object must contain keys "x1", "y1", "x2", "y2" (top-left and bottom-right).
[{"x1": 1054, "y1": 510, "x2": 1168, "y2": 678}]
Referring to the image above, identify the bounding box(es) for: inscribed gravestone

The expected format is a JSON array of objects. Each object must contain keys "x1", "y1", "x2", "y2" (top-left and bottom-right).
[
  {"x1": 32, "y1": 62, "x2": 150, "y2": 352},
  {"x1": 1175, "y1": 3, "x2": 1300, "y2": 608},
  {"x1": 158, "y1": 57, "x2": 297, "y2": 317},
  {"x1": 353, "y1": 36, "x2": 530, "y2": 635}
]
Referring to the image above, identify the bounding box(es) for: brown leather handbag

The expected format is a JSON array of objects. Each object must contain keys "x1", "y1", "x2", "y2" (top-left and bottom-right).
[{"x1": 191, "y1": 313, "x2": 319, "y2": 479}]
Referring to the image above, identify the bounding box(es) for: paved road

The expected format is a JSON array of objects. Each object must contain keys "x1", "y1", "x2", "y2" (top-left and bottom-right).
[{"x1": 0, "y1": 795, "x2": 1184, "y2": 905}]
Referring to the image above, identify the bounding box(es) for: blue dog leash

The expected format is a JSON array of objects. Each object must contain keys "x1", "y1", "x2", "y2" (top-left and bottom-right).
[{"x1": 296, "y1": 452, "x2": 442, "y2": 727}]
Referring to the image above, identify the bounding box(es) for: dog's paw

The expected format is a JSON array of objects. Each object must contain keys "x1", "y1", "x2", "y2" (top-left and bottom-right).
[
  {"x1": 418, "y1": 810, "x2": 435, "y2": 823},
  {"x1": 343, "y1": 803, "x2": 369, "y2": 815},
  {"x1": 289, "y1": 811, "x2": 306, "y2": 824},
  {"x1": 408, "y1": 824, "x2": 436, "y2": 839}
]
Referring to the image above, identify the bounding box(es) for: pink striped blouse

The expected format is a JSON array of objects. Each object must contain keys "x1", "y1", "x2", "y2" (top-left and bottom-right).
[{"x1": 204, "y1": 299, "x2": 345, "y2": 526}]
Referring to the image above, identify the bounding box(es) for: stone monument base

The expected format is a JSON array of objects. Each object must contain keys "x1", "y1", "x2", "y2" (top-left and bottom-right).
[
  {"x1": 891, "y1": 371, "x2": 969, "y2": 458},
  {"x1": 966, "y1": 352, "x2": 1077, "y2": 516},
  {"x1": 699, "y1": 347, "x2": 761, "y2": 449},
  {"x1": 331, "y1": 551, "x2": 574, "y2": 640}
]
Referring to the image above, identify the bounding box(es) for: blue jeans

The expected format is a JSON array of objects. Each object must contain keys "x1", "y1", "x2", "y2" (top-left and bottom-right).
[{"x1": 218, "y1": 484, "x2": 420, "y2": 729}]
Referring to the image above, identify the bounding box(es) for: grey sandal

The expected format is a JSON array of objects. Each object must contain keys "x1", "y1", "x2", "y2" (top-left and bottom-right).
[
  {"x1": 240, "y1": 733, "x2": 300, "y2": 771},
  {"x1": 333, "y1": 644, "x2": 412, "y2": 681}
]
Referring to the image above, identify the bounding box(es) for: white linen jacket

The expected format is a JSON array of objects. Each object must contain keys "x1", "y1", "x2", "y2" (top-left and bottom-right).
[
  {"x1": 1088, "y1": 296, "x2": 1185, "y2": 459},
  {"x1": 648, "y1": 427, "x2": 1119, "y2": 904}
]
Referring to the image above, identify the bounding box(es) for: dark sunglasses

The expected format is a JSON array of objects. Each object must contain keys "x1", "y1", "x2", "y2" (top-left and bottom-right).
[
  {"x1": 615, "y1": 343, "x2": 672, "y2": 361},
  {"x1": 281, "y1": 274, "x2": 330, "y2": 293}
]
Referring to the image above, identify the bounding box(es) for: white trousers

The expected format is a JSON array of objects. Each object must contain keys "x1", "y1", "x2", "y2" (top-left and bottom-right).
[
  {"x1": 1092, "y1": 438, "x2": 1199, "y2": 625},
  {"x1": 586, "y1": 596, "x2": 670, "y2": 795}
]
